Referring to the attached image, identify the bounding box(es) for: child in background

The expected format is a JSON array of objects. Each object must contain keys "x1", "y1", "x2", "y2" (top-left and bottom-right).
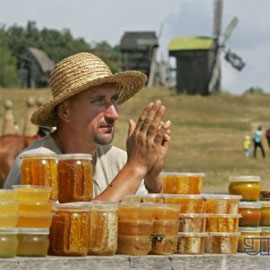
[{"x1": 243, "y1": 135, "x2": 251, "y2": 158}]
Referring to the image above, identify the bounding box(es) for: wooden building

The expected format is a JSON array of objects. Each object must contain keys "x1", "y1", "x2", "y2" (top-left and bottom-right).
[
  {"x1": 168, "y1": 37, "x2": 216, "y2": 95},
  {"x1": 119, "y1": 31, "x2": 158, "y2": 77},
  {"x1": 18, "y1": 47, "x2": 55, "y2": 88}
]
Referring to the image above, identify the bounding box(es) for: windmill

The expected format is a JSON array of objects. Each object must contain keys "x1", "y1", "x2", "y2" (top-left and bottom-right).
[{"x1": 208, "y1": 0, "x2": 245, "y2": 93}]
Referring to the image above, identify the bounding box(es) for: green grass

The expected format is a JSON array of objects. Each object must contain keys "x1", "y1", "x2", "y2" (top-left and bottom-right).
[{"x1": 1, "y1": 87, "x2": 270, "y2": 193}]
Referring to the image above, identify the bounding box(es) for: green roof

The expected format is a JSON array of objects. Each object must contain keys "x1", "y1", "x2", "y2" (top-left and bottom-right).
[{"x1": 168, "y1": 37, "x2": 214, "y2": 51}]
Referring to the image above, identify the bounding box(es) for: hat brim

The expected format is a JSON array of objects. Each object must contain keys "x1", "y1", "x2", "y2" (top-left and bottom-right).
[{"x1": 31, "y1": 71, "x2": 147, "y2": 127}]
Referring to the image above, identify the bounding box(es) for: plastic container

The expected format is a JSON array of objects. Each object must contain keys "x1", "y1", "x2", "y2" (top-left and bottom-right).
[
  {"x1": 238, "y1": 227, "x2": 261, "y2": 253},
  {"x1": 13, "y1": 185, "x2": 52, "y2": 203},
  {"x1": 58, "y1": 154, "x2": 93, "y2": 203},
  {"x1": 177, "y1": 232, "x2": 208, "y2": 254},
  {"x1": 117, "y1": 235, "x2": 152, "y2": 255},
  {"x1": 206, "y1": 214, "x2": 241, "y2": 232},
  {"x1": 260, "y1": 227, "x2": 270, "y2": 252},
  {"x1": 260, "y1": 201, "x2": 270, "y2": 226},
  {"x1": 239, "y1": 201, "x2": 261, "y2": 226},
  {"x1": 153, "y1": 203, "x2": 180, "y2": 220},
  {"x1": 179, "y1": 213, "x2": 207, "y2": 232},
  {"x1": 50, "y1": 204, "x2": 89, "y2": 256},
  {"x1": 118, "y1": 220, "x2": 153, "y2": 236},
  {"x1": 203, "y1": 194, "x2": 241, "y2": 214},
  {"x1": 0, "y1": 201, "x2": 19, "y2": 215},
  {"x1": 118, "y1": 202, "x2": 155, "y2": 220},
  {"x1": 206, "y1": 232, "x2": 240, "y2": 254},
  {"x1": 17, "y1": 228, "x2": 49, "y2": 256},
  {"x1": 21, "y1": 153, "x2": 58, "y2": 201},
  {"x1": 123, "y1": 194, "x2": 165, "y2": 203},
  {"x1": 17, "y1": 214, "x2": 53, "y2": 228},
  {"x1": 228, "y1": 176, "x2": 261, "y2": 201},
  {"x1": 0, "y1": 189, "x2": 17, "y2": 202},
  {"x1": 18, "y1": 201, "x2": 53, "y2": 215},
  {"x1": 0, "y1": 228, "x2": 18, "y2": 258},
  {"x1": 164, "y1": 194, "x2": 205, "y2": 213},
  {"x1": 161, "y1": 172, "x2": 205, "y2": 194},
  {"x1": 0, "y1": 215, "x2": 18, "y2": 227}
]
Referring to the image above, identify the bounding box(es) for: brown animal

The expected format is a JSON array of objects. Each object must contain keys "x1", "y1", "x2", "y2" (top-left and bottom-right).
[{"x1": 0, "y1": 134, "x2": 36, "y2": 187}]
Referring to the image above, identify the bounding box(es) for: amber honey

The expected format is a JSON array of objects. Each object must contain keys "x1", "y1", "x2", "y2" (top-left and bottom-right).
[
  {"x1": 50, "y1": 205, "x2": 89, "y2": 256},
  {"x1": 239, "y1": 201, "x2": 261, "y2": 227},
  {"x1": 0, "y1": 201, "x2": 19, "y2": 215},
  {"x1": 206, "y1": 214, "x2": 241, "y2": 233},
  {"x1": 161, "y1": 173, "x2": 205, "y2": 194},
  {"x1": 260, "y1": 201, "x2": 270, "y2": 226},
  {"x1": 179, "y1": 214, "x2": 207, "y2": 233},
  {"x1": 118, "y1": 220, "x2": 153, "y2": 236},
  {"x1": 178, "y1": 232, "x2": 208, "y2": 254},
  {"x1": 21, "y1": 154, "x2": 58, "y2": 201},
  {"x1": 153, "y1": 220, "x2": 179, "y2": 236},
  {"x1": 238, "y1": 227, "x2": 261, "y2": 253},
  {"x1": 118, "y1": 203, "x2": 154, "y2": 220},
  {"x1": 261, "y1": 227, "x2": 270, "y2": 252},
  {"x1": 153, "y1": 204, "x2": 180, "y2": 220},
  {"x1": 58, "y1": 154, "x2": 93, "y2": 203},
  {"x1": 17, "y1": 214, "x2": 52, "y2": 228},
  {"x1": 0, "y1": 190, "x2": 17, "y2": 202},
  {"x1": 164, "y1": 194, "x2": 205, "y2": 213},
  {"x1": 18, "y1": 201, "x2": 53, "y2": 215},
  {"x1": 151, "y1": 236, "x2": 178, "y2": 255},
  {"x1": 0, "y1": 215, "x2": 18, "y2": 227}
]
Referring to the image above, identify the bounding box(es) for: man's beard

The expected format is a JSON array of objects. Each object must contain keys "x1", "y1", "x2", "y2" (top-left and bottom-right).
[{"x1": 94, "y1": 132, "x2": 115, "y2": 145}]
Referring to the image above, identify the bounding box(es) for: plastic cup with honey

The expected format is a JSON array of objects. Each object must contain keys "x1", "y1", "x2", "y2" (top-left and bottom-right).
[
  {"x1": 0, "y1": 190, "x2": 17, "y2": 202},
  {"x1": 161, "y1": 172, "x2": 205, "y2": 194},
  {"x1": 57, "y1": 154, "x2": 93, "y2": 203},
  {"x1": 228, "y1": 175, "x2": 261, "y2": 201},
  {"x1": 239, "y1": 201, "x2": 261, "y2": 227},
  {"x1": 0, "y1": 201, "x2": 19, "y2": 215},
  {"x1": 21, "y1": 152, "x2": 58, "y2": 201},
  {"x1": 238, "y1": 227, "x2": 261, "y2": 254},
  {"x1": 0, "y1": 228, "x2": 18, "y2": 258}
]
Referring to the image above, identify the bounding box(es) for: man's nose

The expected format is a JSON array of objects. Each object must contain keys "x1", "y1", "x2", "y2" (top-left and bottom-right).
[{"x1": 105, "y1": 103, "x2": 119, "y2": 120}]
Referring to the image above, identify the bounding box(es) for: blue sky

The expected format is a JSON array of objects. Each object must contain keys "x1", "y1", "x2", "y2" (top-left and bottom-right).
[{"x1": 1, "y1": 0, "x2": 269, "y2": 94}]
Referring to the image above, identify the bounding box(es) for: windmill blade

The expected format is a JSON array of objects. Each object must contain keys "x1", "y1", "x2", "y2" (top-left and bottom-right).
[
  {"x1": 147, "y1": 46, "x2": 158, "y2": 87},
  {"x1": 213, "y1": 0, "x2": 223, "y2": 39},
  {"x1": 222, "y1": 16, "x2": 239, "y2": 46},
  {"x1": 208, "y1": 47, "x2": 222, "y2": 93}
]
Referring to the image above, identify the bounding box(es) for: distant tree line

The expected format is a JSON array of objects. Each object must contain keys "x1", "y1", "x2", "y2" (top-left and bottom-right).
[{"x1": 0, "y1": 21, "x2": 121, "y2": 87}]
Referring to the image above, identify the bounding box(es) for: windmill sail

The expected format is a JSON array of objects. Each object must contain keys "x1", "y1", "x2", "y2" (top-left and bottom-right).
[{"x1": 213, "y1": 0, "x2": 223, "y2": 39}]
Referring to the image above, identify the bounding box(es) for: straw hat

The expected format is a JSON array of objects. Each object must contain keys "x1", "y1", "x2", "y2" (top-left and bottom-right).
[{"x1": 31, "y1": 52, "x2": 147, "y2": 127}]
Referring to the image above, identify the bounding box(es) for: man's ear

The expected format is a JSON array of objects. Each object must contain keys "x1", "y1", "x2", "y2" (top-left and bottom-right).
[{"x1": 56, "y1": 102, "x2": 71, "y2": 123}]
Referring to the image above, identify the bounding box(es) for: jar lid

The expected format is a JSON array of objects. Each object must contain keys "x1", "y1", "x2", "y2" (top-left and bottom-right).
[
  {"x1": 160, "y1": 172, "x2": 206, "y2": 177},
  {"x1": 53, "y1": 203, "x2": 88, "y2": 212},
  {"x1": 178, "y1": 232, "x2": 209, "y2": 237},
  {"x1": 179, "y1": 213, "x2": 209, "y2": 218},
  {"x1": 239, "y1": 227, "x2": 261, "y2": 233},
  {"x1": 229, "y1": 176, "x2": 261, "y2": 182},
  {"x1": 64, "y1": 201, "x2": 118, "y2": 210},
  {"x1": 0, "y1": 228, "x2": 18, "y2": 234},
  {"x1": 239, "y1": 201, "x2": 262, "y2": 209},
  {"x1": 261, "y1": 201, "x2": 270, "y2": 207},
  {"x1": 58, "y1": 153, "x2": 92, "y2": 160},
  {"x1": 119, "y1": 202, "x2": 158, "y2": 208},
  {"x1": 261, "y1": 227, "x2": 270, "y2": 233},
  {"x1": 21, "y1": 152, "x2": 57, "y2": 158},
  {"x1": 209, "y1": 232, "x2": 241, "y2": 237},
  {"x1": 18, "y1": 228, "x2": 49, "y2": 235},
  {"x1": 162, "y1": 194, "x2": 203, "y2": 199},
  {"x1": 202, "y1": 193, "x2": 242, "y2": 200},
  {"x1": 124, "y1": 194, "x2": 164, "y2": 199}
]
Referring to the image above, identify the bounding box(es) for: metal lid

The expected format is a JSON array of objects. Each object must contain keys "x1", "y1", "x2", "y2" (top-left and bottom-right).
[
  {"x1": 229, "y1": 176, "x2": 261, "y2": 182},
  {"x1": 58, "y1": 153, "x2": 92, "y2": 160},
  {"x1": 239, "y1": 201, "x2": 262, "y2": 209},
  {"x1": 18, "y1": 228, "x2": 49, "y2": 235},
  {"x1": 0, "y1": 228, "x2": 18, "y2": 234},
  {"x1": 239, "y1": 227, "x2": 261, "y2": 233},
  {"x1": 160, "y1": 172, "x2": 206, "y2": 177}
]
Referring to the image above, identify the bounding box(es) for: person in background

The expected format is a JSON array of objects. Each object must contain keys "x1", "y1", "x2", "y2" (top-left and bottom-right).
[
  {"x1": 253, "y1": 126, "x2": 265, "y2": 158},
  {"x1": 5, "y1": 52, "x2": 171, "y2": 201},
  {"x1": 265, "y1": 128, "x2": 270, "y2": 149},
  {"x1": 243, "y1": 135, "x2": 251, "y2": 158}
]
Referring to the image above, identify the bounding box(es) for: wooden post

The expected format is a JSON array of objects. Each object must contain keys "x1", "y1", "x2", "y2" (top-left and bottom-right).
[
  {"x1": 23, "y1": 96, "x2": 38, "y2": 136},
  {"x1": 2, "y1": 100, "x2": 16, "y2": 135}
]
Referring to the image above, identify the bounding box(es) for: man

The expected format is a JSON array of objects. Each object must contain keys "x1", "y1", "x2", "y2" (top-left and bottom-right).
[
  {"x1": 253, "y1": 126, "x2": 265, "y2": 158},
  {"x1": 5, "y1": 52, "x2": 171, "y2": 201}
]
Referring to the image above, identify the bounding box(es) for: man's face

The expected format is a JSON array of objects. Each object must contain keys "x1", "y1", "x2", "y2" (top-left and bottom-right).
[{"x1": 63, "y1": 83, "x2": 119, "y2": 145}]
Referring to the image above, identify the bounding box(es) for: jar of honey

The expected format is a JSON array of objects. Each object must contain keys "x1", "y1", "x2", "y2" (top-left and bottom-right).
[
  {"x1": 17, "y1": 214, "x2": 53, "y2": 228},
  {"x1": 178, "y1": 232, "x2": 208, "y2": 254},
  {"x1": 21, "y1": 153, "x2": 58, "y2": 201},
  {"x1": 0, "y1": 190, "x2": 17, "y2": 202},
  {"x1": 50, "y1": 204, "x2": 89, "y2": 256},
  {"x1": 123, "y1": 194, "x2": 165, "y2": 203},
  {"x1": 0, "y1": 201, "x2": 19, "y2": 215},
  {"x1": 0, "y1": 228, "x2": 18, "y2": 258},
  {"x1": 260, "y1": 201, "x2": 270, "y2": 226},
  {"x1": 203, "y1": 194, "x2": 242, "y2": 214},
  {"x1": 164, "y1": 194, "x2": 205, "y2": 213},
  {"x1": 206, "y1": 214, "x2": 241, "y2": 233},
  {"x1": 118, "y1": 220, "x2": 153, "y2": 236},
  {"x1": 58, "y1": 154, "x2": 93, "y2": 203},
  {"x1": 239, "y1": 201, "x2": 261, "y2": 226},
  {"x1": 260, "y1": 227, "x2": 270, "y2": 252},
  {"x1": 161, "y1": 172, "x2": 205, "y2": 194},
  {"x1": 238, "y1": 227, "x2": 261, "y2": 254},
  {"x1": 228, "y1": 176, "x2": 261, "y2": 201},
  {"x1": 17, "y1": 228, "x2": 49, "y2": 256}
]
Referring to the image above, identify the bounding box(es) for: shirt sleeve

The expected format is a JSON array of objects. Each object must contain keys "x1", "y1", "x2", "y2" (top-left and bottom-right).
[{"x1": 4, "y1": 156, "x2": 22, "y2": 188}]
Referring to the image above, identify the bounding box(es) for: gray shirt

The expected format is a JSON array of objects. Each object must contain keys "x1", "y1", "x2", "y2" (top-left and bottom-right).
[{"x1": 5, "y1": 134, "x2": 147, "y2": 197}]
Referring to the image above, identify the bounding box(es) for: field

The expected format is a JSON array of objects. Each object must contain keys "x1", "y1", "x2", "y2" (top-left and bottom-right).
[{"x1": 1, "y1": 87, "x2": 270, "y2": 193}]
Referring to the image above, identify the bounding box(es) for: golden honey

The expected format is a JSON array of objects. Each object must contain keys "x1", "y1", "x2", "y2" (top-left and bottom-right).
[
  {"x1": 161, "y1": 172, "x2": 205, "y2": 194},
  {"x1": 228, "y1": 176, "x2": 261, "y2": 201},
  {"x1": 0, "y1": 190, "x2": 17, "y2": 202},
  {"x1": 239, "y1": 201, "x2": 261, "y2": 227},
  {"x1": 164, "y1": 194, "x2": 205, "y2": 213},
  {"x1": 204, "y1": 194, "x2": 241, "y2": 214},
  {"x1": 50, "y1": 205, "x2": 89, "y2": 256},
  {"x1": 261, "y1": 227, "x2": 270, "y2": 252},
  {"x1": 118, "y1": 203, "x2": 154, "y2": 220},
  {"x1": 206, "y1": 214, "x2": 241, "y2": 232},
  {"x1": 58, "y1": 154, "x2": 93, "y2": 203},
  {"x1": 18, "y1": 201, "x2": 53, "y2": 215},
  {"x1": 0, "y1": 215, "x2": 18, "y2": 227},
  {"x1": 0, "y1": 229, "x2": 18, "y2": 258},
  {"x1": 153, "y1": 204, "x2": 180, "y2": 220},
  {"x1": 178, "y1": 232, "x2": 208, "y2": 254},
  {"x1": 21, "y1": 154, "x2": 58, "y2": 201},
  {"x1": 0, "y1": 201, "x2": 19, "y2": 215},
  {"x1": 238, "y1": 227, "x2": 261, "y2": 253},
  {"x1": 260, "y1": 201, "x2": 270, "y2": 226},
  {"x1": 206, "y1": 232, "x2": 240, "y2": 254},
  {"x1": 118, "y1": 220, "x2": 153, "y2": 236},
  {"x1": 151, "y1": 236, "x2": 178, "y2": 255},
  {"x1": 179, "y1": 214, "x2": 207, "y2": 233},
  {"x1": 17, "y1": 214, "x2": 52, "y2": 228}
]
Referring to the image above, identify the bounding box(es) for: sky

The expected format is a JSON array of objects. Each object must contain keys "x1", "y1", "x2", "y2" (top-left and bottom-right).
[{"x1": 0, "y1": 0, "x2": 269, "y2": 94}]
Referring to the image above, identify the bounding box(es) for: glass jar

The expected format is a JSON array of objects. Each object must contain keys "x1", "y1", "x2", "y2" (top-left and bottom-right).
[
  {"x1": 179, "y1": 214, "x2": 207, "y2": 233},
  {"x1": 203, "y1": 194, "x2": 242, "y2": 214},
  {"x1": 123, "y1": 194, "x2": 165, "y2": 203},
  {"x1": 17, "y1": 228, "x2": 49, "y2": 256},
  {"x1": 13, "y1": 185, "x2": 52, "y2": 203},
  {"x1": 58, "y1": 154, "x2": 93, "y2": 203},
  {"x1": 239, "y1": 201, "x2": 261, "y2": 226},
  {"x1": 21, "y1": 153, "x2": 58, "y2": 201},
  {"x1": 164, "y1": 194, "x2": 205, "y2": 213},
  {"x1": 228, "y1": 176, "x2": 261, "y2": 201},
  {"x1": 161, "y1": 172, "x2": 205, "y2": 194},
  {"x1": 178, "y1": 232, "x2": 208, "y2": 254},
  {"x1": 260, "y1": 227, "x2": 270, "y2": 252},
  {"x1": 238, "y1": 227, "x2": 261, "y2": 254},
  {"x1": 50, "y1": 204, "x2": 89, "y2": 256},
  {"x1": 206, "y1": 214, "x2": 241, "y2": 232},
  {"x1": 0, "y1": 190, "x2": 17, "y2": 202},
  {"x1": 206, "y1": 232, "x2": 240, "y2": 254},
  {"x1": 0, "y1": 228, "x2": 18, "y2": 258},
  {"x1": 260, "y1": 201, "x2": 270, "y2": 226}
]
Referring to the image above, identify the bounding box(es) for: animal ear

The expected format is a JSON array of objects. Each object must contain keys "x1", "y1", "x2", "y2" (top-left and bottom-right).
[{"x1": 56, "y1": 102, "x2": 71, "y2": 123}]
